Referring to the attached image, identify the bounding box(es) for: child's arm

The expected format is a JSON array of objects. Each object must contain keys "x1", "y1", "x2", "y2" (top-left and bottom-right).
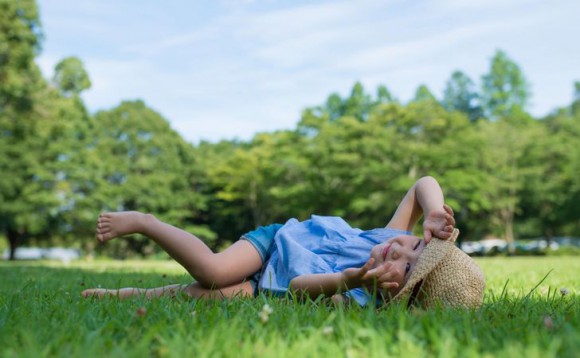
[
  {"x1": 386, "y1": 176, "x2": 455, "y2": 242},
  {"x1": 289, "y1": 258, "x2": 399, "y2": 300}
]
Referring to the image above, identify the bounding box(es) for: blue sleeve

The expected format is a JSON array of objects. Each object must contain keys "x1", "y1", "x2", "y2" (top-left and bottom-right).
[{"x1": 345, "y1": 288, "x2": 370, "y2": 306}]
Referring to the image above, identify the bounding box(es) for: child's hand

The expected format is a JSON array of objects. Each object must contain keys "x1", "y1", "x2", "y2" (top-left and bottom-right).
[
  {"x1": 330, "y1": 293, "x2": 348, "y2": 306},
  {"x1": 342, "y1": 258, "x2": 400, "y2": 291},
  {"x1": 423, "y1": 204, "x2": 455, "y2": 243}
]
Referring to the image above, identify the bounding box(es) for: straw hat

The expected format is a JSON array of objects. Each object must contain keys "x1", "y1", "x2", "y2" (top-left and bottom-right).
[{"x1": 392, "y1": 229, "x2": 485, "y2": 308}]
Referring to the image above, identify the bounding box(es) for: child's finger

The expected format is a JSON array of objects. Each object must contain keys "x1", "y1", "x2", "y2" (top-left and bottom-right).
[
  {"x1": 364, "y1": 261, "x2": 387, "y2": 278},
  {"x1": 424, "y1": 229, "x2": 432, "y2": 244},
  {"x1": 377, "y1": 266, "x2": 397, "y2": 282},
  {"x1": 445, "y1": 213, "x2": 456, "y2": 226},
  {"x1": 444, "y1": 204, "x2": 454, "y2": 216},
  {"x1": 378, "y1": 273, "x2": 394, "y2": 283},
  {"x1": 438, "y1": 229, "x2": 452, "y2": 239},
  {"x1": 445, "y1": 213, "x2": 454, "y2": 223},
  {"x1": 364, "y1": 261, "x2": 393, "y2": 280},
  {"x1": 359, "y1": 258, "x2": 375, "y2": 277},
  {"x1": 381, "y1": 282, "x2": 399, "y2": 289}
]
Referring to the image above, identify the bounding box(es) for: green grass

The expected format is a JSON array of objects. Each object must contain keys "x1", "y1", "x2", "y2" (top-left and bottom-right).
[{"x1": 0, "y1": 257, "x2": 578, "y2": 357}]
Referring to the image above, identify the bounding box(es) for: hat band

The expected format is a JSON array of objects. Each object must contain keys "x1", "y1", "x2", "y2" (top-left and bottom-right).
[{"x1": 407, "y1": 279, "x2": 424, "y2": 308}]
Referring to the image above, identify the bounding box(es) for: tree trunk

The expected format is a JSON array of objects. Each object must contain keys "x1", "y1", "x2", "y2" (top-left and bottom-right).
[
  {"x1": 505, "y1": 220, "x2": 515, "y2": 255},
  {"x1": 501, "y1": 208, "x2": 515, "y2": 255},
  {"x1": 544, "y1": 227, "x2": 554, "y2": 251},
  {"x1": 7, "y1": 229, "x2": 20, "y2": 261}
]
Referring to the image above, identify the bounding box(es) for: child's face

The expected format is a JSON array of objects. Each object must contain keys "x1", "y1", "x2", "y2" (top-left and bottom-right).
[{"x1": 369, "y1": 235, "x2": 426, "y2": 298}]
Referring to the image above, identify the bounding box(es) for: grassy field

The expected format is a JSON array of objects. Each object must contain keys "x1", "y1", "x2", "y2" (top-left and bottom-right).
[{"x1": 0, "y1": 257, "x2": 578, "y2": 357}]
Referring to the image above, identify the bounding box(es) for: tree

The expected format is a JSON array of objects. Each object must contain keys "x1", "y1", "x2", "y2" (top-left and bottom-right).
[
  {"x1": 0, "y1": 0, "x2": 54, "y2": 260},
  {"x1": 412, "y1": 84, "x2": 438, "y2": 104},
  {"x1": 525, "y1": 102, "x2": 580, "y2": 240},
  {"x1": 52, "y1": 56, "x2": 91, "y2": 97},
  {"x1": 0, "y1": 0, "x2": 43, "y2": 113},
  {"x1": 376, "y1": 85, "x2": 396, "y2": 104},
  {"x1": 324, "y1": 93, "x2": 344, "y2": 121},
  {"x1": 442, "y1": 71, "x2": 483, "y2": 121},
  {"x1": 343, "y1": 82, "x2": 373, "y2": 121},
  {"x1": 475, "y1": 113, "x2": 536, "y2": 253},
  {"x1": 42, "y1": 88, "x2": 98, "y2": 253},
  {"x1": 518, "y1": 119, "x2": 573, "y2": 242},
  {"x1": 196, "y1": 74, "x2": 580, "y2": 249},
  {"x1": 86, "y1": 101, "x2": 211, "y2": 257},
  {"x1": 481, "y1": 50, "x2": 530, "y2": 119}
]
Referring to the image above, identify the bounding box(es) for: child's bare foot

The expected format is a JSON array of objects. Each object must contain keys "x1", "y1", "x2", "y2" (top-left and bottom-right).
[
  {"x1": 96, "y1": 211, "x2": 150, "y2": 242},
  {"x1": 82, "y1": 288, "x2": 118, "y2": 298}
]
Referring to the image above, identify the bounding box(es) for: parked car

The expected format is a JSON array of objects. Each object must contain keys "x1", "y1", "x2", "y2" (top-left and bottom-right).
[
  {"x1": 480, "y1": 239, "x2": 508, "y2": 255},
  {"x1": 3, "y1": 247, "x2": 80, "y2": 262},
  {"x1": 460, "y1": 236, "x2": 580, "y2": 256},
  {"x1": 460, "y1": 241, "x2": 484, "y2": 256}
]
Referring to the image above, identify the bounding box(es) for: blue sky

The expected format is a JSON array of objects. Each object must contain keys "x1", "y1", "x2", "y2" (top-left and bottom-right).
[{"x1": 37, "y1": 0, "x2": 580, "y2": 144}]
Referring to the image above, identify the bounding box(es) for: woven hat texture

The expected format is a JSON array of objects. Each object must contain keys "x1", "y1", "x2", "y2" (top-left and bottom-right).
[{"x1": 393, "y1": 229, "x2": 485, "y2": 308}]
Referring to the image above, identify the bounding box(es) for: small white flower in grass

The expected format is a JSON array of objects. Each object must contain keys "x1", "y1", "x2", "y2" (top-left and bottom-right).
[
  {"x1": 259, "y1": 311, "x2": 269, "y2": 323},
  {"x1": 560, "y1": 288, "x2": 569, "y2": 296},
  {"x1": 190, "y1": 310, "x2": 197, "y2": 317},
  {"x1": 322, "y1": 326, "x2": 334, "y2": 336},
  {"x1": 259, "y1": 304, "x2": 273, "y2": 323},
  {"x1": 262, "y1": 304, "x2": 273, "y2": 314}
]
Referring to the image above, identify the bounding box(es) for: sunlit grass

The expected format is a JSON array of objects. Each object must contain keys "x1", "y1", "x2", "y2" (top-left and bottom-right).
[
  {"x1": 0, "y1": 257, "x2": 578, "y2": 357},
  {"x1": 477, "y1": 256, "x2": 580, "y2": 297}
]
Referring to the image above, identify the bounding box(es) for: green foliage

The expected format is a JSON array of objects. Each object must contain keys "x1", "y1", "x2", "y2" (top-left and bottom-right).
[
  {"x1": 0, "y1": 0, "x2": 43, "y2": 112},
  {"x1": 442, "y1": 70, "x2": 483, "y2": 122},
  {"x1": 316, "y1": 82, "x2": 376, "y2": 122},
  {"x1": 343, "y1": 82, "x2": 373, "y2": 121},
  {"x1": 52, "y1": 56, "x2": 91, "y2": 97},
  {"x1": 85, "y1": 101, "x2": 210, "y2": 256},
  {"x1": 481, "y1": 50, "x2": 530, "y2": 119},
  {"x1": 376, "y1": 84, "x2": 397, "y2": 104},
  {"x1": 412, "y1": 84, "x2": 438, "y2": 104},
  {"x1": 0, "y1": 0, "x2": 53, "y2": 259}
]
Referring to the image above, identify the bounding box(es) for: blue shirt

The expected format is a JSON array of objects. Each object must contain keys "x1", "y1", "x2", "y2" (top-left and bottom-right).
[{"x1": 258, "y1": 215, "x2": 411, "y2": 306}]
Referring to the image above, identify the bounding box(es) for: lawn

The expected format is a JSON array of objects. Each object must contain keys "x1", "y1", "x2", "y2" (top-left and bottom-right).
[{"x1": 0, "y1": 257, "x2": 578, "y2": 357}]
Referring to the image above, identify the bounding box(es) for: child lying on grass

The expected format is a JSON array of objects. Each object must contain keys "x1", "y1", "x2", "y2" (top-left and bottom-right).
[{"x1": 82, "y1": 176, "x2": 485, "y2": 308}]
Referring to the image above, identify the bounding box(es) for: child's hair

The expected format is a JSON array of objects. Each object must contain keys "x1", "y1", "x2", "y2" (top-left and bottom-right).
[{"x1": 393, "y1": 229, "x2": 485, "y2": 308}]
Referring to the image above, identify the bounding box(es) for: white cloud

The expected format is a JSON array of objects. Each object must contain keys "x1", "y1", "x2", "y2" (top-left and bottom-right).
[{"x1": 36, "y1": 0, "x2": 580, "y2": 143}]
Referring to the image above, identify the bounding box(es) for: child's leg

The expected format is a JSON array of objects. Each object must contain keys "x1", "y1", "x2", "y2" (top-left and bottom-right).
[
  {"x1": 183, "y1": 281, "x2": 254, "y2": 299},
  {"x1": 81, "y1": 281, "x2": 254, "y2": 300},
  {"x1": 96, "y1": 211, "x2": 262, "y2": 288}
]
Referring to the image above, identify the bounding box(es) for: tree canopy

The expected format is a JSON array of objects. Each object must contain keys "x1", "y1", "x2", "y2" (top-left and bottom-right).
[{"x1": 1, "y1": 0, "x2": 579, "y2": 258}]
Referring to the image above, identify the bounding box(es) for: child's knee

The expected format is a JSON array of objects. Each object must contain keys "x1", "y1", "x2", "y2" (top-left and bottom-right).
[{"x1": 193, "y1": 265, "x2": 229, "y2": 288}]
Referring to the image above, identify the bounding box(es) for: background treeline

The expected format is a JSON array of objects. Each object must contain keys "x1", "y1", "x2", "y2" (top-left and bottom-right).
[{"x1": 1, "y1": 0, "x2": 579, "y2": 259}]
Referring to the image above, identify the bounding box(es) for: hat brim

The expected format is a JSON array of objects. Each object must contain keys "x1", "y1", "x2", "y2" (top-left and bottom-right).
[{"x1": 392, "y1": 229, "x2": 459, "y2": 304}]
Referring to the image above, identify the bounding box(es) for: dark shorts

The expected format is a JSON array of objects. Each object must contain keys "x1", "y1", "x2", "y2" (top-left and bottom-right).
[{"x1": 240, "y1": 223, "x2": 283, "y2": 295}]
